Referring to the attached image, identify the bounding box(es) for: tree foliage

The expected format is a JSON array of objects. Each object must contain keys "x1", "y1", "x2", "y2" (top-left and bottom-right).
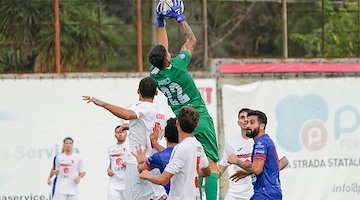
[
  {"x1": 0, "y1": 0, "x2": 124, "y2": 72},
  {"x1": 0, "y1": 0, "x2": 359, "y2": 73}
]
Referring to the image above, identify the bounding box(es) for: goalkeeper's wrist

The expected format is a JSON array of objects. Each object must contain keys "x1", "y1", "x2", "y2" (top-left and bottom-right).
[{"x1": 175, "y1": 13, "x2": 186, "y2": 23}]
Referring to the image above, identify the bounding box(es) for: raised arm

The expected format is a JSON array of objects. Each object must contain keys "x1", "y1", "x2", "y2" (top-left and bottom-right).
[
  {"x1": 82, "y1": 96, "x2": 137, "y2": 120},
  {"x1": 157, "y1": 26, "x2": 169, "y2": 50},
  {"x1": 179, "y1": 21, "x2": 197, "y2": 56}
]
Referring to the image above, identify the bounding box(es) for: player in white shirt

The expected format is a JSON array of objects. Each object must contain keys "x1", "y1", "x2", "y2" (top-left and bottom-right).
[
  {"x1": 53, "y1": 137, "x2": 86, "y2": 200},
  {"x1": 107, "y1": 125, "x2": 131, "y2": 200},
  {"x1": 218, "y1": 108, "x2": 289, "y2": 200},
  {"x1": 140, "y1": 106, "x2": 211, "y2": 200},
  {"x1": 83, "y1": 77, "x2": 167, "y2": 200}
]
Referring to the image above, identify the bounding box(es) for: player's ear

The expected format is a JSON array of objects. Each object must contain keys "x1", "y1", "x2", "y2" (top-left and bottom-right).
[
  {"x1": 155, "y1": 90, "x2": 158, "y2": 96},
  {"x1": 260, "y1": 123, "x2": 265, "y2": 130},
  {"x1": 137, "y1": 88, "x2": 140, "y2": 94}
]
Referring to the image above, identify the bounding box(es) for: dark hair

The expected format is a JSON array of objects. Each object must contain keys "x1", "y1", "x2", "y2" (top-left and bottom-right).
[
  {"x1": 238, "y1": 108, "x2": 251, "y2": 118},
  {"x1": 177, "y1": 106, "x2": 199, "y2": 133},
  {"x1": 63, "y1": 137, "x2": 73, "y2": 144},
  {"x1": 148, "y1": 45, "x2": 167, "y2": 69},
  {"x1": 115, "y1": 125, "x2": 128, "y2": 131},
  {"x1": 139, "y1": 77, "x2": 157, "y2": 99},
  {"x1": 247, "y1": 110, "x2": 267, "y2": 129},
  {"x1": 165, "y1": 118, "x2": 178, "y2": 143}
]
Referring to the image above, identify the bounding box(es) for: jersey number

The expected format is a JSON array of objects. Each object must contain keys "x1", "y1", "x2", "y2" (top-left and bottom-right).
[{"x1": 160, "y1": 82, "x2": 190, "y2": 105}]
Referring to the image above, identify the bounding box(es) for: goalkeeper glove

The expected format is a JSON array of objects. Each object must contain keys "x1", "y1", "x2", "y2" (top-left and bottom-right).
[
  {"x1": 157, "y1": 13, "x2": 166, "y2": 27},
  {"x1": 170, "y1": 4, "x2": 186, "y2": 23}
]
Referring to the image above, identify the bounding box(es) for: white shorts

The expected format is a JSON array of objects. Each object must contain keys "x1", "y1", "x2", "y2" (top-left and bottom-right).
[
  {"x1": 107, "y1": 189, "x2": 126, "y2": 200},
  {"x1": 108, "y1": 181, "x2": 126, "y2": 200},
  {"x1": 53, "y1": 194, "x2": 78, "y2": 200},
  {"x1": 125, "y1": 163, "x2": 166, "y2": 200}
]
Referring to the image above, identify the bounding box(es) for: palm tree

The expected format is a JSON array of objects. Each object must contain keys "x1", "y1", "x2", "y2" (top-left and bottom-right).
[{"x1": 0, "y1": 0, "x2": 122, "y2": 72}]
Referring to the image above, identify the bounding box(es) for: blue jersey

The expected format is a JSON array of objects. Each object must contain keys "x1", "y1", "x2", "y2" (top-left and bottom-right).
[
  {"x1": 251, "y1": 134, "x2": 282, "y2": 200},
  {"x1": 146, "y1": 147, "x2": 174, "y2": 194}
]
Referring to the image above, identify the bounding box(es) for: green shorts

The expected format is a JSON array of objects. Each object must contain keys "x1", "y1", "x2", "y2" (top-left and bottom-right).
[{"x1": 193, "y1": 114, "x2": 219, "y2": 162}]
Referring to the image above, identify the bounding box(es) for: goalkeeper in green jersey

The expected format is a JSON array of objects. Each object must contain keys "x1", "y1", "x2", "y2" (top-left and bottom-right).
[{"x1": 148, "y1": 1, "x2": 219, "y2": 199}]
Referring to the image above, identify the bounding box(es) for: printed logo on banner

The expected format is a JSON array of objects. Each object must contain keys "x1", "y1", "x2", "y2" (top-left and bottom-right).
[
  {"x1": 198, "y1": 87, "x2": 213, "y2": 105},
  {"x1": 275, "y1": 94, "x2": 360, "y2": 152}
]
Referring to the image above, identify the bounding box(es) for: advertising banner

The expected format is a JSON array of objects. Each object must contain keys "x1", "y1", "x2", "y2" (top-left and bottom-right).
[
  {"x1": 0, "y1": 77, "x2": 216, "y2": 200},
  {"x1": 222, "y1": 78, "x2": 360, "y2": 199}
]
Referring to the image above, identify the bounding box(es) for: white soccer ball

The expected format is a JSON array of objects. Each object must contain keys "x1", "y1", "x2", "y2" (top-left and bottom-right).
[{"x1": 156, "y1": 0, "x2": 184, "y2": 13}]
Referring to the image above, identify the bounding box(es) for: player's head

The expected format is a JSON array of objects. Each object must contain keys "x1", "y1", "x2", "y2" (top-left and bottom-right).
[
  {"x1": 115, "y1": 125, "x2": 128, "y2": 143},
  {"x1": 165, "y1": 118, "x2": 178, "y2": 144},
  {"x1": 246, "y1": 110, "x2": 267, "y2": 138},
  {"x1": 238, "y1": 108, "x2": 251, "y2": 129},
  {"x1": 139, "y1": 77, "x2": 157, "y2": 99},
  {"x1": 63, "y1": 137, "x2": 74, "y2": 151},
  {"x1": 148, "y1": 45, "x2": 171, "y2": 70},
  {"x1": 177, "y1": 106, "x2": 199, "y2": 133}
]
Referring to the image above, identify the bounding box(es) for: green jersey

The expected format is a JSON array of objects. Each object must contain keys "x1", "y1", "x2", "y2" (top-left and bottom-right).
[
  {"x1": 150, "y1": 51, "x2": 208, "y2": 116},
  {"x1": 150, "y1": 51, "x2": 219, "y2": 162}
]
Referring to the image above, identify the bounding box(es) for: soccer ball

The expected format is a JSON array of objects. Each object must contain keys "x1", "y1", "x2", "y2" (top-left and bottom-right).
[{"x1": 156, "y1": 0, "x2": 184, "y2": 13}]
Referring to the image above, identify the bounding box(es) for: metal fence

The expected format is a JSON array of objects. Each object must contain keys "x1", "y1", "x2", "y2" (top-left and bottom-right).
[{"x1": 0, "y1": 0, "x2": 359, "y2": 73}]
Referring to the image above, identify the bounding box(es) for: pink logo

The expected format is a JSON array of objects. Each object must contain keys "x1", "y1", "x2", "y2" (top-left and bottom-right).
[
  {"x1": 116, "y1": 158, "x2": 122, "y2": 165},
  {"x1": 63, "y1": 167, "x2": 69, "y2": 174},
  {"x1": 156, "y1": 114, "x2": 165, "y2": 119}
]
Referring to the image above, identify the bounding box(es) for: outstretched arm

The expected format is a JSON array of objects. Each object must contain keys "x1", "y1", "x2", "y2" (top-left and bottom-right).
[
  {"x1": 82, "y1": 96, "x2": 137, "y2": 120},
  {"x1": 158, "y1": 26, "x2": 169, "y2": 50},
  {"x1": 179, "y1": 21, "x2": 197, "y2": 56}
]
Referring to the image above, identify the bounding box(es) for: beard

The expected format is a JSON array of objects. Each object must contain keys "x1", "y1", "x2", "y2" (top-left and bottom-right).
[{"x1": 246, "y1": 127, "x2": 260, "y2": 138}]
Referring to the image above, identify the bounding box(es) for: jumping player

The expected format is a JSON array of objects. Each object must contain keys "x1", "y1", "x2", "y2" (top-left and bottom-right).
[
  {"x1": 148, "y1": 1, "x2": 219, "y2": 199},
  {"x1": 83, "y1": 77, "x2": 168, "y2": 200}
]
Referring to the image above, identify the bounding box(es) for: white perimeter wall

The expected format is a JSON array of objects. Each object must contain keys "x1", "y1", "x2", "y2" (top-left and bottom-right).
[
  {"x1": 0, "y1": 77, "x2": 216, "y2": 200},
  {"x1": 1, "y1": 76, "x2": 360, "y2": 199}
]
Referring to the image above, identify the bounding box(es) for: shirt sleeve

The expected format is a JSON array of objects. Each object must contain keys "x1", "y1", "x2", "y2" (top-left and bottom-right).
[
  {"x1": 171, "y1": 51, "x2": 191, "y2": 71},
  {"x1": 164, "y1": 146, "x2": 183, "y2": 175},
  {"x1": 276, "y1": 147, "x2": 285, "y2": 159},
  {"x1": 219, "y1": 140, "x2": 231, "y2": 167},
  {"x1": 78, "y1": 156, "x2": 86, "y2": 173},
  {"x1": 253, "y1": 139, "x2": 268, "y2": 161},
  {"x1": 146, "y1": 153, "x2": 160, "y2": 170},
  {"x1": 129, "y1": 102, "x2": 142, "y2": 118},
  {"x1": 200, "y1": 148, "x2": 209, "y2": 169}
]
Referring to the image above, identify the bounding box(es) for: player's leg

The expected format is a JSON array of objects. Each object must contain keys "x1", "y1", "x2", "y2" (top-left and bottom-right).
[
  {"x1": 194, "y1": 115, "x2": 219, "y2": 200},
  {"x1": 198, "y1": 161, "x2": 218, "y2": 200},
  {"x1": 206, "y1": 161, "x2": 219, "y2": 200}
]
